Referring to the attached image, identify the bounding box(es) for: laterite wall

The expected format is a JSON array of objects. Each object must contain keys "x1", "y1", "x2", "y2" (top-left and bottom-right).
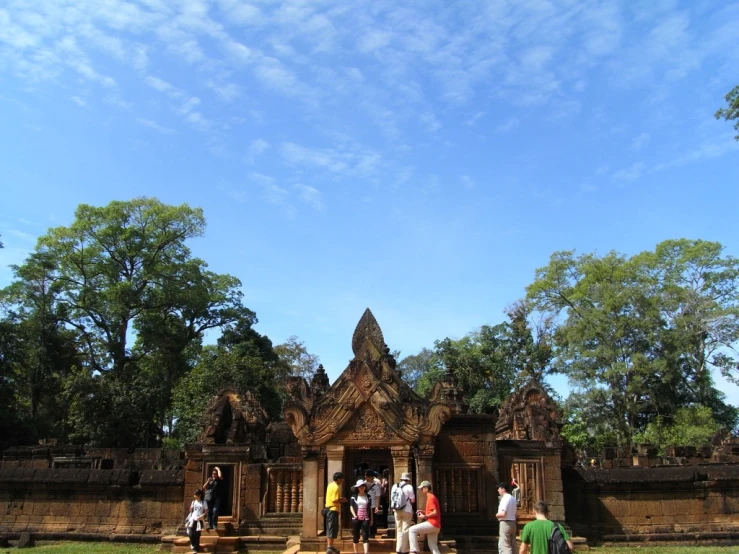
[{"x1": 563, "y1": 465, "x2": 739, "y2": 543}]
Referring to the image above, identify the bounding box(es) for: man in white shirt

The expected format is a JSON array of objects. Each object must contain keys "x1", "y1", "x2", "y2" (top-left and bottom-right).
[
  {"x1": 364, "y1": 470, "x2": 383, "y2": 538},
  {"x1": 496, "y1": 481, "x2": 517, "y2": 554},
  {"x1": 391, "y1": 472, "x2": 416, "y2": 554}
]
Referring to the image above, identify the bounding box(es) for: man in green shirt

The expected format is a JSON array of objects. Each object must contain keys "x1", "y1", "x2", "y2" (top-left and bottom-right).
[{"x1": 519, "y1": 501, "x2": 574, "y2": 554}]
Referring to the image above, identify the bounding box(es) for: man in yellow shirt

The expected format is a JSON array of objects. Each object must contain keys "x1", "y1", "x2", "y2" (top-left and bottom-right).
[{"x1": 326, "y1": 472, "x2": 347, "y2": 553}]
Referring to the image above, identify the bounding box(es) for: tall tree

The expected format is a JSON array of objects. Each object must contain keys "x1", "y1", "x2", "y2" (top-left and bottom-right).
[
  {"x1": 527, "y1": 240, "x2": 739, "y2": 447},
  {"x1": 397, "y1": 304, "x2": 555, "y2": 407},
  {"x1": 715, "y1": 85, "x2": 739, "y2": 140},
  {"x1": 397, "y1": 348, "x2": 439, "y2": 393},
  {"x1": 274, "y1": 335, "x2": 320, "y2": 381},
  {"x1": 503, "y1": 300, "x2": 555, "y2": 388},
  {"x1": 433, "y1": 323, "x2": 518, "y2": 413},
  {"x1": 2, "y1": 198, "x2": 253, "y2": 447},
  {"x1": 0, "y1": 252, "x2": 81, "y2": 444},
  {"x1": 170, "y1": 315, "x2": 283, "y2": 446}
]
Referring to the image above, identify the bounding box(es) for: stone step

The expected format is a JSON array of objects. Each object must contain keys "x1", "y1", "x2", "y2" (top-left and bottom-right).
[{"x1": 170, "y1": 541, "x2": 238, "y2": 553}]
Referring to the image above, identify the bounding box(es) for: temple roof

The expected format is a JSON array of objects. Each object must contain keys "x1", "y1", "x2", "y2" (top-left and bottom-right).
[{"x1": 283, "y1": 308, "x2": 459, "y2": 446}]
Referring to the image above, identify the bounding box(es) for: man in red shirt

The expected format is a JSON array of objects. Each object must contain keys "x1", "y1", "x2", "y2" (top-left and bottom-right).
[{"x1": 409, "y1": 481, "x2": 441, "y2": 554}]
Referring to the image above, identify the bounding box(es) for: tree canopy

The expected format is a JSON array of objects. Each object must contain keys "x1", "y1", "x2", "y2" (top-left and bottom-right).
[
  {"x1": 0, "y1": 198, "x2": 282, "y2": 448},
  {"x1": 716, "y1": 85, "x2": 739, "y2": 140},
  {"x1": 2, "y1": 199, "x2": 737, "y2": 455},
  {"x1": 526, "y1": 239, "x2": 739, "y2": 447}
]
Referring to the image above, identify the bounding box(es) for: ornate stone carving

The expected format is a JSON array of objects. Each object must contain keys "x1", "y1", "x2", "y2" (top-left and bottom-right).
[
  {"x1": 352, "y1": 308, "x2": 385, "y2": 359},
  {"x1": 201, "y1": 389, "x2": 268, "y2": 445},
  {"x1": 496, "y1": 380, "x2": 562, "y2": 443},
  {"x1": 343, "y1": 405, "x2": 393, "y2": 441},
  {"x1": 429, "y1": 365, "x2": 468, "y2": 414},
  {"x1": 311, "y1": 364, "x2": 330, "y2": 397},
  {"x1": 283, "y1": 309, "x2": 459, "y2": 447}
]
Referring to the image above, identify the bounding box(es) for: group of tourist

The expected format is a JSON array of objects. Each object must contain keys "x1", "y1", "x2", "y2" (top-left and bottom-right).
[
  {"x1": 324, "y1": 471, "x2": 442, "y2": 554},
  {"x1": 183, "y1": 466, "x2": 224, "y2": 553},
  {"x1": 325, "y1": 473, "x2": 574, "y2": 554}
]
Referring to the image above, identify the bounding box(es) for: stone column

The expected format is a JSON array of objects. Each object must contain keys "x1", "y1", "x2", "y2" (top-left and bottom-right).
[
  {"x1": 390, "y1": 445, "x2": 412, "y2": 486},
  {"x1": 301, "y1": 449, "x2": 320, "y2": 540},
  {"x1": 326, "y1": 444, "x2": 345, "y2": 534},
  {"x1": 326, "y1": 444, "x2": 345, "y2": 483},
  {"x1": 415, "y1": 444, "x2": 435, "y2": 511}
]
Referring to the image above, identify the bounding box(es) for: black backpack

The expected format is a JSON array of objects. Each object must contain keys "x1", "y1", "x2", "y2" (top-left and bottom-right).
[{"x1": 549, "y1": 522, "x2": 571, "y2": 554}]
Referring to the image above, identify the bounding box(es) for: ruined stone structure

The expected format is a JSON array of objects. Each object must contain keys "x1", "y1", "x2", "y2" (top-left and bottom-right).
[
  {"x1": 282, "y1": 309, "x2": 501, "y2": 550},
  {"x1": 2, "y1": 308, "x2": 739, "y2": 550}
]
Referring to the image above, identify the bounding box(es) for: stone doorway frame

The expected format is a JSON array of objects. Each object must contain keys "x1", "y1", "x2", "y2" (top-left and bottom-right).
[
  {"x1": 499, "y1": 456, "x2": 545, "y2": 517},
  {"x1": 342, "y1": 448, "x2": 393, "y2": 530},
  {"x1": 204, "y1": 461, "x2": 242, "y2": 525}
]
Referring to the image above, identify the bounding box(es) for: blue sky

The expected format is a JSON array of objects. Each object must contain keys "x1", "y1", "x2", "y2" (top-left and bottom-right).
[{"x1": 1, "y1": 0, "x2": 738, "y2": 406}]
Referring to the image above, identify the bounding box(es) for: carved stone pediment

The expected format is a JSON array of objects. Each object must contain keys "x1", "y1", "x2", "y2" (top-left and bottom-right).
[
  {"x1": 496, "y1": 380, "x2": 562, "y2": 444},
  {"x1": 283, "y1": 309, "x2": 456, "y2": 446},
  {"x1": 201, "y1": 389, "x2": 268, "y2": 445}
]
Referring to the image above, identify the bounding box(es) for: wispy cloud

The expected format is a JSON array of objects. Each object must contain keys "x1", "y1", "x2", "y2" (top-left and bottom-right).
[
  {"x1": 137, "y1": 118, "x2": 175, "y2": 135},
  {"x1": 294, "y1": 183, "x2": 325, "y2": 211},
  {"x1": 612, "y1": 162, "x2": 646, "y2": 183},
  {"x1": 461, "y1": 175, "x2": 475, "y2": 189},
  {"x1": 246, "y1": 139, "x2": 270, "y2": 164},
  {"x1": 280, "y1": 141, "x2": 380, "y2": 177},
  {"x1": 631, "y1": 132, "x2": 651, "y2": 151},
  {"x1": 496, "y1": 118, "x2": 520, "y2": 134},
  {"x1": 70, "y1": 96, "x2": 88, "y2": 108}
]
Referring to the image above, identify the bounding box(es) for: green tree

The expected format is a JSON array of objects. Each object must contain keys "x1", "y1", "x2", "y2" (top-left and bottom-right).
[
  {"x1": 274, "y1": 335, "x2": 320, "y2": 381},
  {"x1": 399, "y1": 303, "x2": 555, "y2": 407},
  {"x1": 397, "y1": 348, "x2": 439, "y2": 392},
  {"x1": 633, "y1": 405, "x2": 722, "y2": 454},
  {"x1": 0, "y1": 252, "x2": 81, "y2": 445},
  {"x1": 503, "y1": 300, "x2": 555, "y2": 389},
  {"x1": 527, "y1": 240, "x2": 739, "y2": 447},
  {"x1": 2, "y1": 198, "x2": 253, "y2": 447},
  {"x1": 715, "y1": 85, "x2": 739, "y2": 140},
  {"x1": 170, "y1": 315, "x2": 283, "y2": 446},
  {"x1": 433, "y1": 323, "x2": 517, "y2": 413}
]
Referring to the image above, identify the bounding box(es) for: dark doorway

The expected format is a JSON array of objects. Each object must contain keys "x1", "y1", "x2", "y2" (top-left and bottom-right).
[
  {"x1": 207, "y1": 463, "x2": 235, "y2": 518},
  {"x1": 343, "y1": 449, "x2": 393, "y2": 530}
]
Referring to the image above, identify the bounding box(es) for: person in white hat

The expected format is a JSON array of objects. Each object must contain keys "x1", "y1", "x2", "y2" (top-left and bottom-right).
[
  {"x1": 409, "y1": 481, "x2": 441, "y2": 554},
  {"x1": 390, "y1": 472, "x2": 415, "y2": 554},
  {"x1": 350, "y1": 480, "x2": 374, "y2": 553}
]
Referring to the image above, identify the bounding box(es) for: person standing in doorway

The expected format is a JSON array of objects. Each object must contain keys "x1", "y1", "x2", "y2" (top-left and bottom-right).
[
  {"x1": 350, "y1": 479, "x2": 374, "y2": 554},
  {"x1": 203, "y1": 467, "x2": 222, "y2": 531},
  {"x1": 511, "y1": 478, "x2": 521, "y2": 507},
  {"x1": 391, "y1": 472, "x2": 415, "y2": 554},
  {"x1": 326, "y1": 471, "x2": 348, "y2": 554},
  {"x1": 380, "y1": 469, "x2": 390, "y2": 529},
  {"x1": 364, "y1": 470, "x2": 382, "y2": 538},
  {"x1": 408, "y1": 481, "x2": 441, "y2": 554},
  {"x1": 519, "y1": 501, "x2": 573, "y2": 554},
  {"x1": 496, "y1": 481, "x2": 517, "y2": 554},
  {"x1": 185, "y1": 489, "x2": 208, "y2": 553}
]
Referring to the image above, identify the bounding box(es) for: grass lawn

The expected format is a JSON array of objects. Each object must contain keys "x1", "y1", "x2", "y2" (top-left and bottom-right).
[
  {"x1": 1, "y1": 543, "x2": 159, "y2": 553},
  {"x1": 575, "y1": 545, "x2": 739, "y2": 554}
]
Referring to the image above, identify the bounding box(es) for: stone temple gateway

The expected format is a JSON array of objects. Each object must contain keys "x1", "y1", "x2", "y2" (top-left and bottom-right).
[{"x1": 183, "y1": 308, "x2": 566, "y2": 552}]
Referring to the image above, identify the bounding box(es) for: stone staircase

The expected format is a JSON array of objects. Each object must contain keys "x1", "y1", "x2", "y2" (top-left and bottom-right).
[
  {"x1": 295, "y1": 537, "x2": 457, "y2": 554},
  {"x1": 160, "y1": 528, "x2": 288, "y2": 554}
]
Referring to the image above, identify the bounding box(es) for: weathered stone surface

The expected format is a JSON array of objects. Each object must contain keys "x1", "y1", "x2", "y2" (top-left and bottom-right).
[{"x1": 17, "y1": 531, "x2": 34, "y2": 548}]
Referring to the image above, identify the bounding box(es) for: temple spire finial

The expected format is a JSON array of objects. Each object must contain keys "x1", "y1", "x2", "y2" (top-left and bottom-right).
[{"x1": 351, "y1": 308, "x2": 385, "y2": 357}]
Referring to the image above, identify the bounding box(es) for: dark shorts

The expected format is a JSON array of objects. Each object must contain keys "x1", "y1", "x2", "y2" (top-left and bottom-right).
[
  {"x1": 352, "y1": 518, "x2": 370, "y2": 543},
  {"x1": 326, "y1": 510, "x2": 339, "y2": 539}
]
